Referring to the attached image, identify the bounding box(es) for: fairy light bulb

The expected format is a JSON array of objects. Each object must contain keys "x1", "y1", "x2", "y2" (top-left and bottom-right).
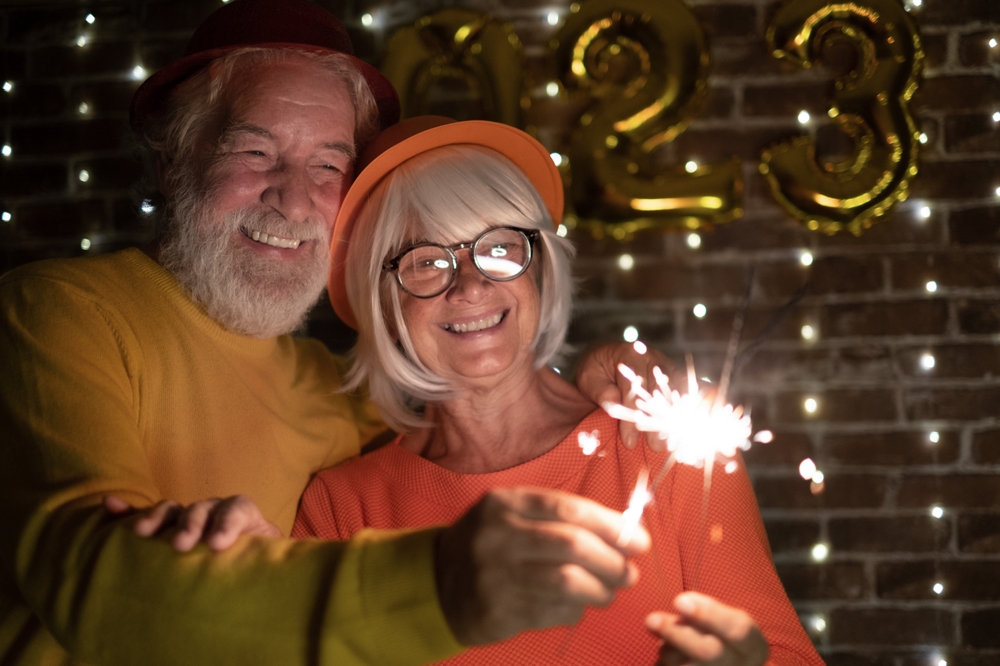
[
  {"x1": 618, "y1": 254, "x2": 635, "y2": 270},
  {"x1": 929, "y1": 431, "x2": 940, "y2": 444},
  {"x1": 919, "y1": 205, "x2": 931, "y2": 219},
  {"x1": 132, "y1": 65, "x2": 147, "y2": 80},
  {"x1": 797, "y1": 110, "x2": 811, "y2": 124},
  {"x1": 1, "y1": 211, "x2": 12, "y2": 222},
  {"x1": 545, "y1": 81, "x2": 559, "y2": 97},
  {"x1": 546, "y1": 11, "x2": 559, "y2": 25},
  {"x1": 623, "y1": 326, "x2": 639, "y2": 343},
  {"x1": 686, "y1": 233, "x2": 701, "y2": 249},
  {"x1": 920, "y1": 353, "x2": 936, "y2": 370},
  {"x1": 80, "y1": 238, "x2": 91, "y2": 250},
  {"x1": 684, "y1": 160, "x2": 698, "y2": 173},
  {"x1": 926, "y1": 280, "x2": 938, "y2": 293},
  {"x1": 556, "y1": 223, "x2": 568, "y2": 237},
  {"x1": 801, "y1": 324, "x2": 816, "y2": 340},
  {"x1": 799, "y1": 251, "x2": 814, "y2": 266},
  {"x1": 1, "y1": 145, "x2": 11, "y2": 157},
  {"x1": 361, "y1": 13, "x2": 373, "y2": 27},
  {"x1": 692, "y1": 303, "x2": 707, "y2": 318},
  {"x1": 811, "y1": 543, "x2": 829, "y2": 561},
  {"x1": 931, "y1": 505, "x2": 944, "y2": 519},
  {"x1": 933, "y1": 582, "x2": 944, "y2": 595},
  {"x1": 2, "y1": 81, "x2": 12, "y2": 92},
  {"x1": 550, "y1": 152, "x2": 564, "y2": 167},
  {"x1": 919, "y1": 132, "x2": 928, "y2": 144},
  {"x1": 804, "y1": 397, "x2": 818, "y2": 414}
]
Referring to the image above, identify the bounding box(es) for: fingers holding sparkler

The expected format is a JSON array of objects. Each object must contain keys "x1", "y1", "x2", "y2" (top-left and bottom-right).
[
  {"x1": 646, "y1": 592, "x2": 769, "y2": 666},
  {"x1": 434, "y1": 487, "x2": 650, "y2": 646}
]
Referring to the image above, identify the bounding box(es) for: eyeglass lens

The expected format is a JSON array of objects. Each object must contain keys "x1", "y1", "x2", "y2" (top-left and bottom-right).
[{"x1": 397, "y1": 228, "x2": 530, "y2": 297}]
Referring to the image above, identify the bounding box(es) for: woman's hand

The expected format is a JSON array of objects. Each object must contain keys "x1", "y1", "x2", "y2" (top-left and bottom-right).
[
  {"x1": 646, "y1": 592, "x2": 769, "y2": 666},
  {"x1": 103, "y1": 494, "x2": 282, "y2": 551},
  {"x1": 575, "y1": 342, "x2": 677, "y2": 451}
]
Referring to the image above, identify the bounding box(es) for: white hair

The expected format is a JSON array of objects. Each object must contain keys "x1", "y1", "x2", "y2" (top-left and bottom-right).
[{"x1": 342, "y1": 144, "x2": 575, "y2": 431}]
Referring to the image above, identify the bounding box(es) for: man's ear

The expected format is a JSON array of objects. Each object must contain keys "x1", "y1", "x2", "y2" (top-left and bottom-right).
[{"x1": 155, "y1": 152, "x2": 173, "y2": 197}]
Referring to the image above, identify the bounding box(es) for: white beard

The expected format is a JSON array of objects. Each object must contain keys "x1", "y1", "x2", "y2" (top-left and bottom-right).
[{"x1": 159, "y1": 184, "x2": 331, "y2": 339}]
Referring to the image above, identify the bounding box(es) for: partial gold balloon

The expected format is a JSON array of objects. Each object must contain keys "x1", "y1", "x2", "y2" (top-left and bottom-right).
[
  {"x1": 380, "y1": 8, "x2": 524, "y2": 125},
  {"x1": 550, "y1": 0, "x2": 742, "y2": 239},
  {"x1": 761, "y1": 0, "x2": 924, "y2": 236}
]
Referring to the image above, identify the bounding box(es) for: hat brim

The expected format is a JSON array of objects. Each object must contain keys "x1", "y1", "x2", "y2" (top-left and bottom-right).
[
  {"x1": 328, "y1": 119, "x2": 564, "y2": 330},
  {"x1": 129, "y1": 43, "x2": 400, "y2": 130}
]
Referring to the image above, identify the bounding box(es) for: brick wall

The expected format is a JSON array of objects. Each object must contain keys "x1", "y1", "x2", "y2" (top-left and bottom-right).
[{"x1": 2, "y1": 0, "x2": 999, "y2": 663}]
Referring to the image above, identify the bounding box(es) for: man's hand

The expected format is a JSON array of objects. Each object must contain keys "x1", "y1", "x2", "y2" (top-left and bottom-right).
[
  {"x1": 575, "y1": 342, "x2": 676, "y2": 451},
  {"x1": 434, "y1": 487, "x2": 650, "y2": 646},
  {"x1": 104, "y1": 494, "x2": 282, "y2": 551},
  {"x1": 646, "y1": 592, "x2": 769, "y2": 666}
]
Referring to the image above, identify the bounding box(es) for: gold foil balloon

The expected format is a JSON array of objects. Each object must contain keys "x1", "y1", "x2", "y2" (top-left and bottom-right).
[
  {"x1": 380, "y1": 9, "x2": 524, "y2": 125},
  {"x1": 761, "y1": 0, "x2": 924, "y2": 235},
  {"x1": 550, "y1": 0, "x2": 742, "y2": 238}
]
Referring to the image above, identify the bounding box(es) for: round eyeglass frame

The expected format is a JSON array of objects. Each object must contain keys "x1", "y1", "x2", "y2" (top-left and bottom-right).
[{"x1": 382, "y1": 226, "x2": 541, "y2": 298}]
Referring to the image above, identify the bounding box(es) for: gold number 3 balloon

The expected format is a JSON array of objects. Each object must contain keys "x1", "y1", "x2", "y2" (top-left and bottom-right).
[
  {"x1": 761, "y1": 0, "x2": 924, "y2": 235},
  {"x1": 551, "y1": 0, "x2": 742, "y2": 238}
]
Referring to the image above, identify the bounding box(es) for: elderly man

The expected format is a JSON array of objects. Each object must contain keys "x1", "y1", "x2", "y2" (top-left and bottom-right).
[{"x1": 0, "y1": 1, "x2": 657, "y2": 664}]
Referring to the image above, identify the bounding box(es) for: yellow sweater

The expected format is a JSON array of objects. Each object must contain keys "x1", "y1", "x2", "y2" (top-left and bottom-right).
[{"x1": 0, "y1": 248, "x2": 463, "y2": 665}]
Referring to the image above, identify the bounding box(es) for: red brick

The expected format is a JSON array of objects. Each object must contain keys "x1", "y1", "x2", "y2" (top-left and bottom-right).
[
  {"x1": 957, "y1": 299, "x2": 1000, "y2": 334},
  {"x1": 919, "y1": 0, "x2": 998, "y2": 25},
  {"x1": 959, "y1": 31, "x2": 998, "y2": 67},
  {"x1": 754, "y1": 474, "x2": 887, "y2": 510},
  {"x1": 7, "y1": 83, "x2": 67, "y2": 118},
  {"x1": 899, "y1": 344, "x2": 1000, "y2": 379},
  {"x1": 1, "y1": 162, "x2": 68, "y2": 197},
  {"x1": 743, "y1": 83, "x2": 832, "y2": 117},
  {"x1": 825, "y1": 430, "x2": 959, "y2": 466},
  {"x1": 10, "y1": 119, "x2": 130, "y2": 156},
  {"x1": 70, "y1": 81, "x2": 140, "y2": 118},
  {"x1": 829, "y1": 608, "x2": 955, "y2": 645},
  {"x1": 773, "y1": 389, "x2": 897, "y2": 423},
  {"x1": 897, "y1": 474, "x2": 1000, "y2": 509},
  {"x1": 919, "y1": 76, "x2": 1000, "y2": 112},
  {"x1": 617, "y1": 263, "x2": 747, "y2": 300},
  {"x1": 713, "y1": 42, "x2": 800, "y2": 77},
  {"x1": 972, "y1": 429, "x2": 1000, "y2": 464},
  {"x1": 822, "y1": 654, "x2": 896, "y2": 666},
  {"x1": 911, "y1": 160, "x2": 1000, "y2": 200},
  {"x1": 950, "y1": 206, "x2": 1000, "y2": 245},
  {"x1": 673, "y1": 127, "x2": 794, "y2": 163},
  {"x1": 736, "y1": 348, "x2": 838, "y2": 385},
  {"x1": 30, "y1": 42, "x2": 137, "y2": 79},
  {"x1": 945, "y1": 113, "x2": 1000, "y2": 153},
  {"x1": 742, "y1": 431, "x2": 814, "y2": 467},
  {"x1": 904, "y1": 387, "x2": 1000, "y2": 421},
  {"x1": 694, "y1": 215, "x2": 813, "y2": 252},
  {"x1": 815, "y1": 205, "x2": 942, "y2": 247},
  {"x1": 700, "y1": 87, "x2": 735, "y2": 120},
  {"x1": 962, "y1": 608, "x2": 1000, "y2": 648},
  {"x1": 566, "y1": 312, "x2": 676, "y2": 347},
  {"x1": 829, "y1": 517, "x2": 950, "y2": 553},
  {"x1": 923, "y1": 34, "x2": 949, "y2": 69},
  {"x1": 691, "y1": 5, "x2": 757, "y2": 39},
  {"x1": 684, "y1": 305, "x2": 811, "y2": 344},
  {"x1": 15, "y1": 200, "x2": 106, "y2": 238},
  {"x1": 76, "y1": 157, "x2": 142, "y2": 190},
  {"x1": 762, "y1": 517, "x2": 820, "y2": 553},
  {"x1": 893, "y1": 253, "x2": 1000, "y2": 290},
  {"x1": 757, "y1": 257, "x2": 882, "y2": 298},
  {"x1": 776, "y1": 562, "x2": 868, "y2": 599},
  {"x1": 833, "y1": 346, "x2": 897, "y2": 380},
  {"x1": 958, "y1": 514, "x2": 1000, "y2": 553},
  {"x1": 879, "y1": 561, "x2": 1000, "y2": 600}
]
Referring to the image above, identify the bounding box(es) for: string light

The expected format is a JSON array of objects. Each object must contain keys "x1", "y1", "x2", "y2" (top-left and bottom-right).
[
  {"x1": 929, "y1": 431, "x2": 940, "y2": 443},
  {"x1": 919, "y1": 132, "x2": 928, "y2": 144},
  {"x1": 693, "y1": 303, "x2": 707, "y2": 318},
  {"x1": 78, "y1": 169, "x2": 90, "y2": 182},
  {"x1": 76, "y1": 36, "x2": 87, "y2": 47},
  {"x1": 623, "y1": 326, "x2": 639, "y2": 343},
  {"x1": 686, "y1": 233, "x2": 701, "y2": 249},
  {"x1": 132, "y1": 65, "x2": 147, "y2": 80},
  {"x1": 1, "y1": 145, "x2": 11, "y2": 157},
  {"x1": 85, "y1": 13, "x2": 95, "y2": 23},
  {"x1": 919, "y1": 205, "x2": 931, "y2": 219},
  {"x1": 801, "y1": 324, "x2": 816, "y2": 340},
  {"x1": 361, "y1": 13, "x2": 373, "y2": 27},
  {"x1": 931, "y1": 505, "x2": 944, "y2": 519},
  {"x1": 80, "y1": 238, "x2": 92, "y2": 250},
  {"x1": 78, "y1": 102, "x2": 90, "y2": 115},
  {"x1": 990, "y1": 38, "x2": 998, "y2": 48},
  {"x1": 618, "y1": 254, "x2": 635, "y2": 270},
  {"x1": 932, "y1": 582, "x2": 944, "y2": 595},
  {"x1": 993, "y1": 112, "x2": 1000, "y2": 123},
  {"x1": 810, "y1": 615, "x2": 827, "y2": 632},
  {"x1": 2, "y1": 81, "x2": 11, "y2": 92},
  {"x1": 920, "y1": 353, "x2": 936, "y2": 370},
  {"x1": 797, "y1": 110, "x2": 811, "y2": 124},
  {"x1": 995, "y1": 186, "x2": 1000, "y2": 197},
  {"x1": 684, "y1": 160, "x2": 698, "y2": 173},
  {"x1": 570, "y1": 2, "x2": 580, "y2": 12},
  {"x1": 811, "y1": 543, "x2": 829, "y2": 561},
  {"x1": 546, "y1": 11, "x2": 559, "y2": 25},
  {"x1": 926, "y1": 280, "x2": 938, "y2": 293},
  {"x1": 545, "y1": 81, "x2": 559, "y2": 97},
  {"x1": 140, "y1": 199, "x2": 156, "y2": 215},
  {"x1": 799, "y1": 458, "x2": 817, "y2": 480},
  {"x1": 804, "y1": 397, "x2": 818, "y2": 414},
  {"x1": 633, "y1": 340, "x2": 647, "y2": 355},
  {"x1": 550, "y1": 152, "x2": 564, "y2": 167},
  {"x1": 556, "y1": 223, "x2": 568, "y2": 237},
  {"x1": 799, "y1": 250, "x2": 814, "y2": 266},
  {"x1": 1, "y1": 211, "x2": 11, "y2": 222}
]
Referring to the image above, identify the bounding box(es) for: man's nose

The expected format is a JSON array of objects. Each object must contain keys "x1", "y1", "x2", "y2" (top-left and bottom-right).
[{"x1": 262, "y1": 164, "x2": 315, "y2": 223}]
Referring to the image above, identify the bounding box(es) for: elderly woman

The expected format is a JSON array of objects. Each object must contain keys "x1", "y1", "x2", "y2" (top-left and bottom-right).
[{"x1": 289, "y1": 117, "x2": 823, "y2": 666}]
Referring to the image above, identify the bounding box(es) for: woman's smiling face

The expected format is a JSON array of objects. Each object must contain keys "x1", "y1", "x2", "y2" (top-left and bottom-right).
[{"x1": 398, "y1": 231, "x2": 541, "y2": 385}]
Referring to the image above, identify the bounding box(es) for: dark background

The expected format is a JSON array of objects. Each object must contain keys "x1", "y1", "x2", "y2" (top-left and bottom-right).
[{"x1": 2, "y1": 0, "x2": 1000, "y2": 663}]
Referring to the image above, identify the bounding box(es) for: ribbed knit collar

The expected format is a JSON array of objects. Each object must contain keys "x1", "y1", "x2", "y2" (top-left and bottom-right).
[
  {"x1": 371, "y1": 409, "x2": 620, "y2": 508},
  {"x1": 119, "y1": 247, "x2": 282, "y2": 358}
]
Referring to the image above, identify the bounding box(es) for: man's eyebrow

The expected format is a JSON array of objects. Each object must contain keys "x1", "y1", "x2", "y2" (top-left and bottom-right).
[
  {"x1": 322, "y1": 141, "x2": 357, "y2": 163},
  {"x1": 218, "y1": 122, "x2": 273, "y2": 146}
]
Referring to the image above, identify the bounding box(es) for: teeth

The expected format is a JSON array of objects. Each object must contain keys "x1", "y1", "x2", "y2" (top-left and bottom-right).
[
  {"x1": 446, "y1": 312, "x2": 503, "y2": 333},
  {"x1": 245, "y1": 228, "x2": 301, "y2": 249}
]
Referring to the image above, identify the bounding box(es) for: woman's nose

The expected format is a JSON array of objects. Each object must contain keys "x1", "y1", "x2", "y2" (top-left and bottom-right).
[{"x1": 446, "y1": 250, "x2": 492, "y2": 301}]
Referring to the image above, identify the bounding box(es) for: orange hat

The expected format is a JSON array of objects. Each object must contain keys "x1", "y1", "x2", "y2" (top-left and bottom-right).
[{"x1": 328, "y1": 116, "x2": 564, "y2": 330}]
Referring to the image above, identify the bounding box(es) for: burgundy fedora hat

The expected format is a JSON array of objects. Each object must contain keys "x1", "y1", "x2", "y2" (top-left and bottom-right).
[{"x1": 130, "y1": 0, "x2": 399, "y2": 130}]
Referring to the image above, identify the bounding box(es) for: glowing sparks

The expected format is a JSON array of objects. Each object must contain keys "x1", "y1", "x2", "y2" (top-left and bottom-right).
[
  {"x1": 618, "y1": 468, "x2": 650, "y2": 546},
  {"x1": 623, "y1": 326, "x2": 639, "y2": 343},
  {"x1": 578, "y1": 430, "x2": 601, "y2": 455},
  {"x1": 633, "y1": 340, "x2": 647, "y2": 355}
]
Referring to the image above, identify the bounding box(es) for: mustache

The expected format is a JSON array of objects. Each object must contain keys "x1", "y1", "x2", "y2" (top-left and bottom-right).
[{"x1": 224, "y1": 207, "x2": 329, "y2": 243}]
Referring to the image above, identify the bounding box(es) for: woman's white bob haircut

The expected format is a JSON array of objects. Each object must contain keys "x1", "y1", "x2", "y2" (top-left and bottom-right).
[{"x1": 340, "y1": 143, "x2": 575, "y2": 432}]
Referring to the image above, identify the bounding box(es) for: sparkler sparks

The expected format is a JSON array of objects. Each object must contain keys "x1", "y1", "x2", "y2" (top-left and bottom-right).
[
  {"x1": 618, "y1": 468, "x2": 650, "y2": 547},
  {"x1": 577, "y1": 430, "x2": 601, "y2": 455}
]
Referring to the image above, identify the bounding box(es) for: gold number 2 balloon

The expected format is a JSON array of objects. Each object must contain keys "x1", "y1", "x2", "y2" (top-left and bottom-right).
[
  {"x1": 379, "y1": 8, "x2": 524, "y2": 126},
  {"x1": 761, "y1": 0, "x2": 924, "y2": 235},
  {"x1": 551, "y1": 0, "x2": 742, "y2": 238}
]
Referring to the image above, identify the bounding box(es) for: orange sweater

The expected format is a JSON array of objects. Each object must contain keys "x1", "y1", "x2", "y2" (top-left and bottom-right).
[{"x1": 295, "y1": 409, "x2": 825, "y2": 666}]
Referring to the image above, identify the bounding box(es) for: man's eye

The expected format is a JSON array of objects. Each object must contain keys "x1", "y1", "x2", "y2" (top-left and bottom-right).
[{"x1": 243, "y1": 150, "x2": 267, "y2": 157}]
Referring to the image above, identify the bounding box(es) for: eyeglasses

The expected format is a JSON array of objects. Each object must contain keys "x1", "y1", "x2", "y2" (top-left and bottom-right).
[{"x1": 383, "y1": 226, "x2": 540, "y2": 298}]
